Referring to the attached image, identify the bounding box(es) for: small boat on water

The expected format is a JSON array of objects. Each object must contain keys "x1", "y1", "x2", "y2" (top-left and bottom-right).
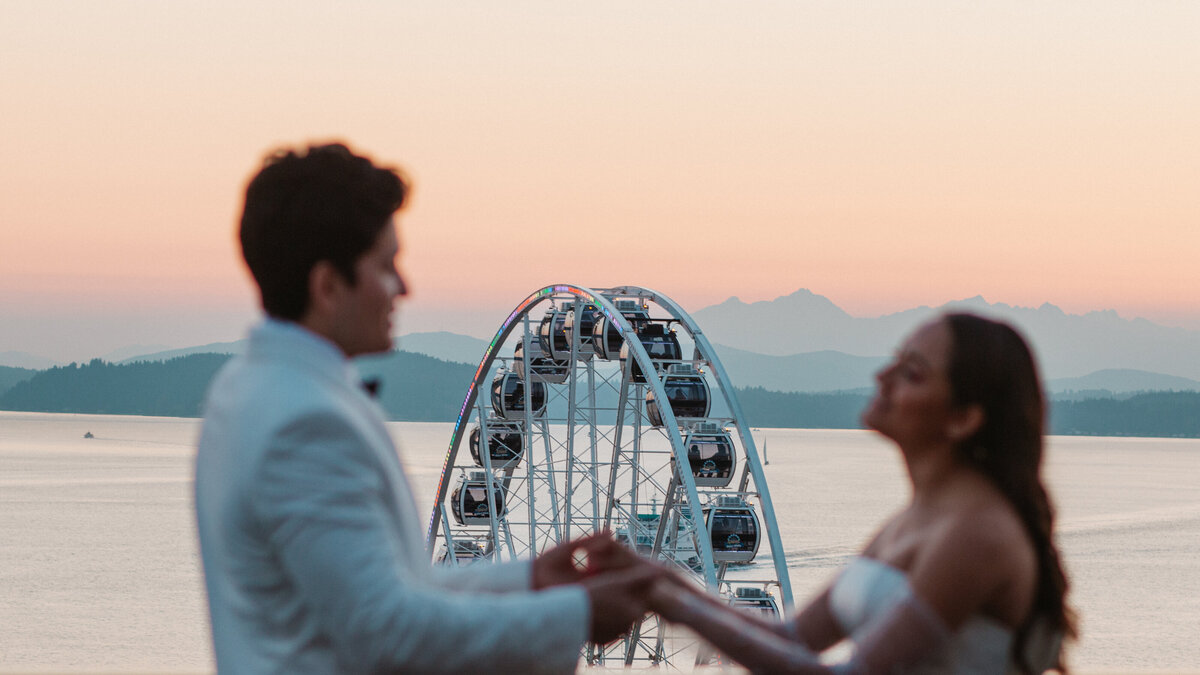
[{"x1": 83, "y1": 431, "x2": 94, "y2": 439}]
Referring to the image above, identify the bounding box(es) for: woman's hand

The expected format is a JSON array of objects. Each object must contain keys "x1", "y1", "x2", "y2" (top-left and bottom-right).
[{"x1": 645, "y1": 569, "x2": 698, "y2": 622}]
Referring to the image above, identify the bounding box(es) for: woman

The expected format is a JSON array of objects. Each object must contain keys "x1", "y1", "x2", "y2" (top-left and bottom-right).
[{"x1": 648, "y1": 313, "x2": 1075, "y2": 674}]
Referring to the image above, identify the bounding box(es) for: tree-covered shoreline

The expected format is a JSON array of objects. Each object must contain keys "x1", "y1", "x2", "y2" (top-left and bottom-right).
[{"x1": 2, "y1": 355, "x2": 1198, "y2": 438}]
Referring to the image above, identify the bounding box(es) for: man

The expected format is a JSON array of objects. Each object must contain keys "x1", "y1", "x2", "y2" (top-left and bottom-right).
[{"x1": 195, "y1": 143, "x2": 651, "y2": 673}]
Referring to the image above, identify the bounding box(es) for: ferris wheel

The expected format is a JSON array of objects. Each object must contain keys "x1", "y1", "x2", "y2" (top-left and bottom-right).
[{"x1": 425, "y1": 284, "x2": 792, "y2": 668}]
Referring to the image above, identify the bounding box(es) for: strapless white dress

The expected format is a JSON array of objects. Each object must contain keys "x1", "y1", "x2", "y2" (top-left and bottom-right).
[{"x1": 828, "y1": 557, "x2": 1052, "y2": 675}]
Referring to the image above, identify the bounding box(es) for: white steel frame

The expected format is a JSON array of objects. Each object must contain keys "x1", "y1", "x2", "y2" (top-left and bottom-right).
[{"x1": 425, "y1": 284, "x2": 792, "y2": 668}]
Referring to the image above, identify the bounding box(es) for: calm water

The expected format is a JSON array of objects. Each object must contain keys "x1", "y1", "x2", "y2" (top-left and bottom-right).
[{"x1": 1, "y1": 411, "x2": 1198, "y2": 672}]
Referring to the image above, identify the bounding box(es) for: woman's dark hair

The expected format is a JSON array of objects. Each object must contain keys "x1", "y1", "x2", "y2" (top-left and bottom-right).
[
  {"x1": 943, "y1": 312, "x2": 1076, "y2": 673},
  {"x1": 239, "y1": 143, "x2": 408, "y2": 320}
]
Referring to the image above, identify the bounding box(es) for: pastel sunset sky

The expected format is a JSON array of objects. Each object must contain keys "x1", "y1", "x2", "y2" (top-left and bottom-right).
[{"x1": 2, "y1": 2, "x2": 1198, "y2": 362}]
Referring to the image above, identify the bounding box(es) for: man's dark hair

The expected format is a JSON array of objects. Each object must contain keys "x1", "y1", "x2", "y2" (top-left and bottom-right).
[{"x1": 239, "y1": 143, "x2": 408, "y2": 320}]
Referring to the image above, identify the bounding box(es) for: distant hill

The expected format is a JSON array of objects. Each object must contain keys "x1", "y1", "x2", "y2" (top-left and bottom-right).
[
  {"x1": 123, "y1": 333, "x2": 490, "y2": 367},
  {"x1": 114, "y1": 331, "x2": 1200, "y2": 398},
  {"x1": 354, "y1": 351, "x2": 476, "y2": 422},
  {"x1": 118, "y1": 340, "x2": 245, "y2": 364},
  {"x1": 0, "y1": 365, "x2": 38, "y2": 397},
  {"x1": 39, "y1": 290, "x2": 1200, "y2": 388},
  {"x1": 0, "y1": 355, "x2": 230, "y2": 417},
  {"x1": 397, "y1": 329, "x2": 1199, "y2": 396},
  {"x1": 692, "y1": 289, "x2": 1200, "y2": 381},
  {"x1": 2, "y1": 350, "x2": 1196, "y2": 437},
  {"x1": 1051, "y1": 392, "x2": 1200, "y2": 438},
  {"x1": 731, "y1": 387, "x2": 1200, "y2": 438},
  {"x1": 736, "y1": 387, "x2": 871, "y2": 429},
  {"x1": 712, "y1": 345, "x2": 886, "y2": 393},
  {"x1": 1046, "y1": 369, "x2": 1200, "y2": 395},
  {"x1": 0, "y1": 351, "x2": 61, "y2": 370},
  {"x1": 0, "y1": 350, "x2": 477, "y2": 422},
  {"x1": 394, "y1": 332, "x2": 488, "y2": 366},
  {"x1": 391, "y1": 329, "x2": 885, "y2": 393},
  {"x1": 99, "y1": 343, "x2": 172, "y2": 362}
]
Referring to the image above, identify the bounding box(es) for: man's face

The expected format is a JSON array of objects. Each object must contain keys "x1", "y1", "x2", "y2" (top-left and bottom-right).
[{"x1": 328, "y1": 219, "x2": 408, "y2": 357}]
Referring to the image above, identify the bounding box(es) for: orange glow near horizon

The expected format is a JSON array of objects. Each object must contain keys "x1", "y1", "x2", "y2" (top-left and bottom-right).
[{"x1": 2, "y1": 2, "x2": 1199, "y2": 359}]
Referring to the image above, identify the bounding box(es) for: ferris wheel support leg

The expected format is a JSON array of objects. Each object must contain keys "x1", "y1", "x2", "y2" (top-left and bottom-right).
[
  {"x1": 623, "y1": 625, "x2": 641, "y2": 666},
  {"x1": 602, "y1": 361, "x2": 634, "y2": 530},
  {"x1": 441, "y1": 512, "x2": 458, "y2": 565},
  {"x1": 564, "y1": 303, "x2": 581, "y2": 542},
  {"x1": 538, "y1": 417, "x2": 562, "y2": 544},
  {"x1": 520, "y1": 318, "x2": 561, "y2": 547},
  {"x1": 500, "y1": 517, "x2": 518, "y2": 558},
  {"x1": 525, "y1": 437, "x2": 538, "y2": 555},
  {"x1": 627, "y1": 471, "x2": 681, "y2": 664},
  {"x1": 587, "y1": 360, "x2": 600, "y2": 529},
  {"x1": 665, "y1": 502, "x2": 683, "y2": 566},
  {"x1": 649, "y1": 474, "x2": 680, "y2": 560},
  {"x1": 652, "y1": 616, "x2": 668, "y2": 665},
  {"x1": 621, "y1": 614, "x2": 667, "y2": 667},
  {"x1": 631, "y1": 382, "x2": 643, "y2": 516}
]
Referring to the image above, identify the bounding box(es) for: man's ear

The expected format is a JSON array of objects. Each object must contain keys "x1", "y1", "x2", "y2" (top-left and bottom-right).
[
  {"x1": 947, "y1": 403, "x2": 985, "y2": 444},
  {"x1": 306, "y1": 260, "x2": 345, "y2": 317}
]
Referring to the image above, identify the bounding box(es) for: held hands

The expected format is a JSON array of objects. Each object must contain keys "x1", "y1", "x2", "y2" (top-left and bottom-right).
[
  {"x1": 531, "y1": 530, "x2": 641, "y2": 589},
  {"x1": 580, "y1": 563, "x2": 661, "y2": 643},
  {"x1": 531, "y1": 531, "x2": 667, "y2": 643},
  {"x1": 583, "y1": 559, "x2": 702, "y2": 643}
]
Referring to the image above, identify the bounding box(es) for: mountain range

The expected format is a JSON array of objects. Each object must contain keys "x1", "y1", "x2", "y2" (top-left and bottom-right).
[
  {"x1": 4, "y1": 290, "x2": 1199, "y2": 395},
  {"x1": 690, "y1": 290, "x2": 1200, "y2": 381},
  {"x1": 0, "y1": 351, "x2": 60, "y2": 370},
  {"x1": 388, "y1": 298, "x2": 1200, "y2": 394}
]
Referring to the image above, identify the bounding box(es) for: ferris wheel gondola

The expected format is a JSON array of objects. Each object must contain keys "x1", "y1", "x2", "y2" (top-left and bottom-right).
[
  {"x1": 684, "y1": 423, "x2": 736, "y2": 488},
  {"x1": 450, "y1": 471, "x2": 506, "y2": 526},
  {"x1": 563, "y1": 304, "x2": 600, "y2": 358},
  {"x1": 591, "y1": 299, "x2": 648, "y2": 361},
  {"x1": 468, "y1": 420, "x2": 523, "y2": 469},
  {"x1": 706, "y1": 495, "x2": 761, "y2": 564},
  {"x1": 538, "y1": 310, "x2": 577, "y2": 362},
  {"x1": 619, "y1": 322, "x2": 681, "y2": 383},
  {"x1": 490, "y1": 371, "x2": 546, "y2": 419},
  {"x1": 513, "y1": 339, "x2": 569, "y2": 384},
  {"x1": 646, "y1": 363, "x2": 710, "y2": 427}
]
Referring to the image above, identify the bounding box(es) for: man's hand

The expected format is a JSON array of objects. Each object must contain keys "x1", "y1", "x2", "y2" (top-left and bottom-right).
[
  {"x1": 532, "y1": 530, "x2": 641, "y2": 590},
  {"x1": 581, "y1": 531, "x2": 643, "y2": 575},
  {"x1": 580, "y1": 563, "x2": 662, "y2": 644},
  {"x1": 532, "y1": 531, "x2": 609, "y2": 589}
]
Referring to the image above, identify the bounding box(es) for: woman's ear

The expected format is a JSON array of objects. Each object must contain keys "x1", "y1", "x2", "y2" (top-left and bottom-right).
[{"x1": 947, "y1": 403, "x2": 985, "y2": 444}]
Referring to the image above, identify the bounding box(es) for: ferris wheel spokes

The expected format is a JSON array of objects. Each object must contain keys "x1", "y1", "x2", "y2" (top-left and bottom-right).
[{"x1": 428, "y1": 284, "x2": 792, "y2": 669}]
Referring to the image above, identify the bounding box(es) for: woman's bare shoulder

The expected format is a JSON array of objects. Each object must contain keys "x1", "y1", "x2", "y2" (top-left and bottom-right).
[
  {"x1": 933, "y1": 481, "x2": 1034, "y2": 571},
  {"x1": 908, "y1": 487, "x2": 1036, "y2": 627}
]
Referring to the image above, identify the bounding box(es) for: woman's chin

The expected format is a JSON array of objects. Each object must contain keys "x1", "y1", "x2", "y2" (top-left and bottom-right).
[{"x1": 860, "y1": 400, "x2": 883, "y2": 431}]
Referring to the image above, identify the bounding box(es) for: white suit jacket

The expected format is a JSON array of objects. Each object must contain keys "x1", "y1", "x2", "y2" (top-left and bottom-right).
[{"x1": 195, "y1": 319, "x2": 587, "y2": 674}]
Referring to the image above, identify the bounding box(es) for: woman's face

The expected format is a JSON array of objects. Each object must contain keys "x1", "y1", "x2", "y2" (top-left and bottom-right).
[{"x1": 862, "y1": 319, "x2": 961, "y2": 450}]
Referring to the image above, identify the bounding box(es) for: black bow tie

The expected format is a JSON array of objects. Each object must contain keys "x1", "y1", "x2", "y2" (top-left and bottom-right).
[{"x1": 361, "y1": 377, "x2": 381, "y2": 399}]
